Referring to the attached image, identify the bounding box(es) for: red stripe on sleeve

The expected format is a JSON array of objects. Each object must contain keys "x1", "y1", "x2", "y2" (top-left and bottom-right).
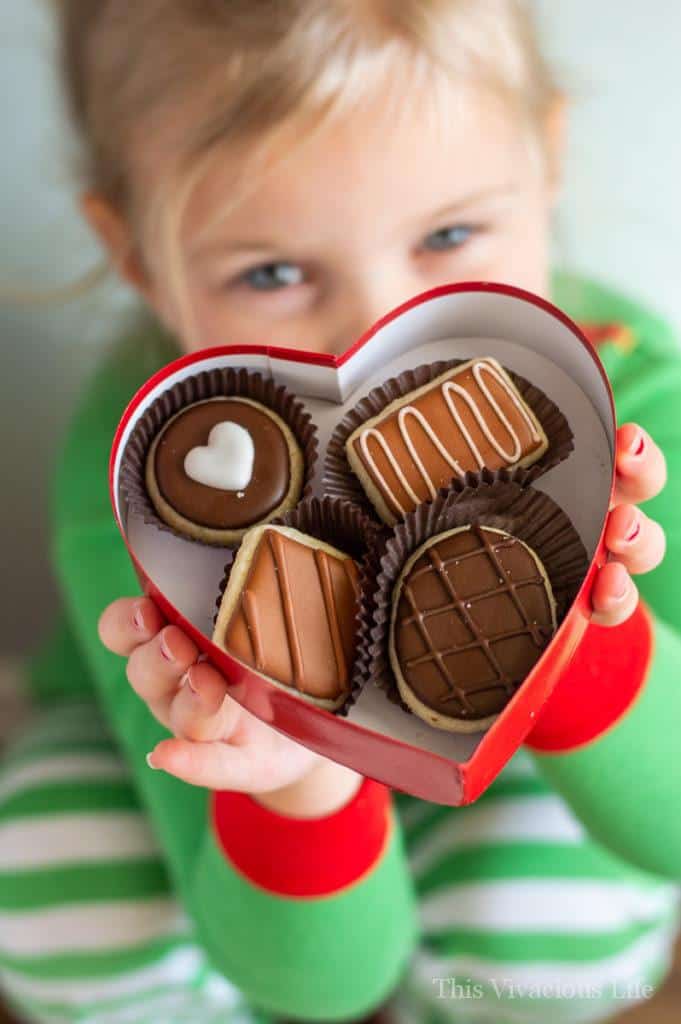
[
  {"x1": 211, "y1": 778, "x2": 391, "y2": 898},
  {"x1": 580, "y1": 322, "x2": 634, "y2": 351},
  {"x1": 525, "y1": 601, "x2": 654, "y2": 753}
]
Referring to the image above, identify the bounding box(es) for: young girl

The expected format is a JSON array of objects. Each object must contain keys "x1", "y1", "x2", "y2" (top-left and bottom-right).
[{"x1": 2, "y1": 2, "x2": 680, "y2": 1022}]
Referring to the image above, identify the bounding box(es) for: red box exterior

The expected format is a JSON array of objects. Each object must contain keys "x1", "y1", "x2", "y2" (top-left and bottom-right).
[{"x1": 111, "y1": 282, "x2": 616, "y2": 805}]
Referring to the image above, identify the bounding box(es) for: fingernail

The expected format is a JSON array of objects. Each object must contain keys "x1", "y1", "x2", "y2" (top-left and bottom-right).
[
  {"x1": 183, "y1": 670, "x2": 199, "y2": 696},
  {"x1": 627, "y1": 431, "x2": 645, "y2": 458},
  {"x1": 624, "y1": 515, "x2": 641, "y2": 543},
  {"x1": 146, "y1": 752, "x2": 159, "y2": 770},
  {"x1": 133, "y1": 603, "x2": 145, "y2": 631},
  {"x1": 159, "y1": 631, "x2": 174, "y2": 663}
]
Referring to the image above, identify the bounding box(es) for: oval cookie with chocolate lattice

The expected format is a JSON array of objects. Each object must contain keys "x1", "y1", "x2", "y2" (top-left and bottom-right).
[{"x1": 389, "y1": 524, "x2": 557, "y2": 733}]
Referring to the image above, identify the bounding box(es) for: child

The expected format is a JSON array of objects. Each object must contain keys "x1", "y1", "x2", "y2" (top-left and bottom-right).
[{"x1": 1, "y1": 2, "x2": 680, "y2": 1022}]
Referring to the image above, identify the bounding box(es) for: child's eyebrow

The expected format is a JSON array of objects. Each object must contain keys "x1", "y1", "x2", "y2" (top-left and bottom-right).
[
  {"x1": 190, "y1": 239, "x2": 283, "y2": 259},
  {"x1": 422, "y1": 184, "x2": 522, "y2": 224}
]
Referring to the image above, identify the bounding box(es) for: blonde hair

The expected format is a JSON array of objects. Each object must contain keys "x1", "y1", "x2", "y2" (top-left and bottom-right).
[{"x1": 53, "y1": 0, "x2": 559, "y2": 325}]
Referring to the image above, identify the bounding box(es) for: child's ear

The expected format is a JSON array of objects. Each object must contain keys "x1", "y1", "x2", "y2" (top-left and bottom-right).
[
  {"x1": 81, "y1": 192, "x2": 151, "y2": 297},
  {"x1": 544, "y1": 93, "x2": 568, "y2": 200}
]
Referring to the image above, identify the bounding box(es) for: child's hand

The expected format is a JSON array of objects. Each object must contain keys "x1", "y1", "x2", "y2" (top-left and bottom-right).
[
  {"x1": 98, "y1": 599, "x2": 360, "y2": 813},
  {"x1": 592, "y1": 423, "x2": 667, "y2": 627},
  {"x1": 98, "y1": 421, "x2": 662, "y2": 793}
]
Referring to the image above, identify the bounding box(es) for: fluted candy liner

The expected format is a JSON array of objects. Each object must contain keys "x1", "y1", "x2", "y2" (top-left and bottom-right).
[
  {"x1": 120, "y1": 367, "x2": 319, "y2": 546},
  {"x1": 324, "y1": 358, "x2": 574, "y2": 522},
  {"x1": 359, "y1": 473, "x2": 589, "y2": 734}
]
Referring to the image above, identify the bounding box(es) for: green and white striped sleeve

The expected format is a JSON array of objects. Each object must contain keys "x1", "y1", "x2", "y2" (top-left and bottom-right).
[{"x1": 49, "y1": 329, "x2": 418, "y2": 1021}]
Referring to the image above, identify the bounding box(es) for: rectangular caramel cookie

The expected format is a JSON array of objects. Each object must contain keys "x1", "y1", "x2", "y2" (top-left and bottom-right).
[
  {"x1": 346, "y1": 357, "x2": 548, "y2": 524},
  {"x1": 213, "y1": 525, "x2": 360, "y2": 710}
]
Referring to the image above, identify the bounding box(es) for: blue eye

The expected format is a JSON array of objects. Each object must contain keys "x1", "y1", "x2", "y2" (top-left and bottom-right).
[
  {"x1": 423, "y1": 225, "x2": 475, "y2": 252},
  {"x1": 242, "y1": 262, "x2": 304, "y2": 291}
]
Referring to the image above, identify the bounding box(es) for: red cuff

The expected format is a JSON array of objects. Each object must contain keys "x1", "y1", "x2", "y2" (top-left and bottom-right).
[
  {"x1": 211, "y1": 778, "x2": 391, "y2": 898},
  {"x1": 525, "y1": 601, "x2": 654, "y2": 753}
]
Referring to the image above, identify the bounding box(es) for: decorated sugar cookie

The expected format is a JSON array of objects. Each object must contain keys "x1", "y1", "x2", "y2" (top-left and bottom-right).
[
  {"x1": 214, "y1": 524, "x2": 361, "y2": 710},
  {"x1": 145, "y1": 397, "x2": 305, "y2": 544},
  {"x1": 346, "y1": 357, "x2": 549, "y2": 524},
  {"x1": 389, "y1": 524, "x2": 557, "y2": 732}
]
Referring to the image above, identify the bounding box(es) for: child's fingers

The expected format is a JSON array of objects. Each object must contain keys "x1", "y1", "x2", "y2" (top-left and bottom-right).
[
  {"x1": 147, "y1": 737, "x2": 265, "y2": 792},
  {"x1": 613, "y1": 424, "x2": 667, "y2": 506},
  {"x1": 168, "y1": 662, "x2": 242, "y2": 742},
  {"x1": 98, "y1": 597, "x2": 165, "y2": 656},
  {"x1": 591, "y1": 562, "x2": 639, "y2": 627},
  {"x1": 126, "y1": 625, "x2": 199, "y2": 717},
  {"x1": 604, "y1": 505, "x2": 666, "y2": 575}
]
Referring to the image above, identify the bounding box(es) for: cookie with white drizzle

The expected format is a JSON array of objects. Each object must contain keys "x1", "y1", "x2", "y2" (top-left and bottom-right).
[
  {"x1": 346, "y1": 357, "x2": 549, "y2": 525},
  {"x1": 145, "y1": 397, "x2": 305, "y2": 545}
]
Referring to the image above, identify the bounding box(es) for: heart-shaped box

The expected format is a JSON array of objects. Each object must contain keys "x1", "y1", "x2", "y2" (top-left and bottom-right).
[{"x1": 110, "y1": 282, "x2": 615, "y2": 805}]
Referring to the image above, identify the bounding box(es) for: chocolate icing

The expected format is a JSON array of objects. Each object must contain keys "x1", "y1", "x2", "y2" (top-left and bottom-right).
[
  {"x1": 352, "y1": 358, "x2": 546, "y2": 520},
  {"x1": 154, "y1": 399, "x2": 292, "y2": 530},
  {"x1": 392, "y1": 525, "x2": 555, "y2": 720},
  {"x1": 223, "y1": 529, "x2": 360, "y2": 700}
]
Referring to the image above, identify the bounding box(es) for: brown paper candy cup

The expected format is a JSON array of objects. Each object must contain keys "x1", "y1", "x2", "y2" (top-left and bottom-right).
[
  {"x1": 324, "y1": 358, "x2": 574, "y2": 520},
  {"x1": 360, "y1": 473, "x2": 589, "y2": 723},
  {"x1": 215, "y1": 496, "x2": 385, "y2": 715},
  {"x1": 120, "y1": 368, "x2": 319, "y2": 547}
]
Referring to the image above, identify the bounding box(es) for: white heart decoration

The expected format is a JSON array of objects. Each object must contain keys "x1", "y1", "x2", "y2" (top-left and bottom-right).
[{"x1": 184, "y1": 421, "x2": 255, "y2": 492}]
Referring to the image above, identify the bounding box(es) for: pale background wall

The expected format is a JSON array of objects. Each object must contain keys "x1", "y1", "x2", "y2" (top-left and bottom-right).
[{"x1": 1, "y1": 1, "x2": 680, "y2": 655}]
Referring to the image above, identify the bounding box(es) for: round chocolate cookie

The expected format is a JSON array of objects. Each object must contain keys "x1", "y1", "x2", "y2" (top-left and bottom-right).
[
  {"x1": 145, "y1": 397, "x2": 304, "y2": 544},
  {"x1": 389, "y1": 524, "x2": 557, "y2": 733}
]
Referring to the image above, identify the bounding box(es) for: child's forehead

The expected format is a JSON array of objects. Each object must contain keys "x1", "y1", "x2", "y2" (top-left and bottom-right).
[{"x1": 182, "y1": 86, "x2": 530, "y2": 249}]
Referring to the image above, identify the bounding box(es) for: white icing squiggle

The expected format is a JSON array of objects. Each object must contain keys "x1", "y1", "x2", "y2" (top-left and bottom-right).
[
  {"x1": 359, "y1": 359, "x2": 541, "y2": 517},
  {"x1": 360, "y1": 427, "x2": 423, "y2": 511}
]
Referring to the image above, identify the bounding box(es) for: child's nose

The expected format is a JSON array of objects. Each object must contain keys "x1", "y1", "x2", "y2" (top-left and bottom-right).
[{"x1": 329, "y1": 272, "x2": 424, "y2": 352}]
